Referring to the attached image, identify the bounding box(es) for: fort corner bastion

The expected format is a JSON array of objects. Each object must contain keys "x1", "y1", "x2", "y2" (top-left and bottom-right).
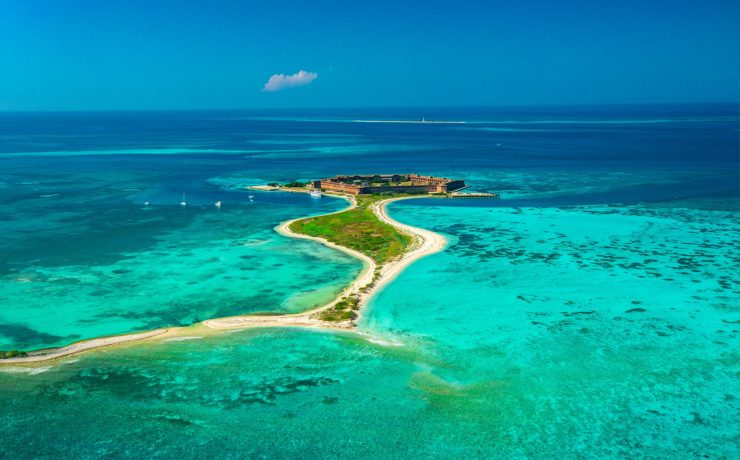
[{"x1": 314, "y1": 174, "x2": 466, "y2": 195}]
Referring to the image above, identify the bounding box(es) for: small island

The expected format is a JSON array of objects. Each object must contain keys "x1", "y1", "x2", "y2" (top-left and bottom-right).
[
  {"x1": 315, "y1": 174, "x2": 466, "y2": 195},
  {"x1": 216, "y1": 174, "x2": 461, "y2": 328},
  {"x1": 261, "y1": 173, "x2": 498, "y2": 199}
]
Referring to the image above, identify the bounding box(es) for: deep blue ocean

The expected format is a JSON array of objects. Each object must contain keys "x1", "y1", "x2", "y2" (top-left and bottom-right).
[{"x1": 0, "y1": 104, "x2": 738, "y2": 458}]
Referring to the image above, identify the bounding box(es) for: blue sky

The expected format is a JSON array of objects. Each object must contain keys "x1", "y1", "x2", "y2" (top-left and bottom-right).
[{"x1": 1, "y1": 0, "x2": 738, "y2": 110}]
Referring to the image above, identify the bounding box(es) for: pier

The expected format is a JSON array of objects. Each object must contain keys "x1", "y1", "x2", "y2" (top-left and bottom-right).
[{"x1": 445, "y1": 192, "x2": 499, "y2": 199}]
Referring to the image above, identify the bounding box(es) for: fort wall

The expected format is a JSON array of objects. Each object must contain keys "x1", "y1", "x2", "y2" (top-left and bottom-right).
[{"x1": 318, "y1": 174, "x2": 465, "y2": 195}]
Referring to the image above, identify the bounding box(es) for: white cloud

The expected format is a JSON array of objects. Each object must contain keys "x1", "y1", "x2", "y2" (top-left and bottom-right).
[{"x1": 262, "y1": 70, "x2": 318, "y2": 92}]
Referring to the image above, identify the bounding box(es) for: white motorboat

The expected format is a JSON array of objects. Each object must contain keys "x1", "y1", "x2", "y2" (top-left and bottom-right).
[
  {"x1": 214, "y1": 201, "x2": 222, "y2": 208},
  {"x1": 310, "y1": 190, "x2": 321, "y2": 198}
]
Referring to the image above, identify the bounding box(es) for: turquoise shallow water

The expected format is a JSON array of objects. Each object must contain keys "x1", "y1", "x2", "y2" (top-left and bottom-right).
[
  {"x1": 363, "y1": 201, "x2": 740, "y2": 455},
  {"x1": 1, "y1": 201, "x2": 737, "y2": 458},
  {"x1": 0, "y1": 184, "x2": 360, "y2": 350}
]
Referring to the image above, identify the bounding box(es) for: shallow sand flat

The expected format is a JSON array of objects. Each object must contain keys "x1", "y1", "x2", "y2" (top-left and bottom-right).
[
  {"x1": 1, "y1": 194, "x2": 446, "y2": 364},
  {"x1": 0, "y1": 191, "x2": 360, "y2": 352},
  {"x1": 357, "y1": 202, "x2": 739, "y2": 456}
]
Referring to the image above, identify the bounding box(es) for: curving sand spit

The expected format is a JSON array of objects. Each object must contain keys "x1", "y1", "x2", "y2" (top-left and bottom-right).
[
  {"x1": 205, "y1": 194, "x2": 446, "y2": 329},
  {"x1": 0, "y1": 329, "x2": 170, "y2": 364},
  {"x1": 1, "y1": 193, "x2": 445, "y2": 365}
]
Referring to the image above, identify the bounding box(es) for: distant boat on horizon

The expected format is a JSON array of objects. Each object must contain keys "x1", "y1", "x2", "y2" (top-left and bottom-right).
[
  {"x1": 180, "y1": 192, "x2": 187, "y2": 207},
  {"x1": 214, "y1": 200, "x2": 222, "y2": 208}
]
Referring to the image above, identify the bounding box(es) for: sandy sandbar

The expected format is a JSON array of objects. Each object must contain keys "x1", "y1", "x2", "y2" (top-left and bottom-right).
[{"x1": 1, "y1": 190, "x2": 445, "y2": 365}]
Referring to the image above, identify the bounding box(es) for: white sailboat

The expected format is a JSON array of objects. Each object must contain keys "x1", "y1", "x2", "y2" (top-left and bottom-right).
[
  {"x1": 214, "y1": 200, "x2": 222, "y2": 208},
  {"x1": 180, "y1": 192, "x2": 188, "y2": 207}
]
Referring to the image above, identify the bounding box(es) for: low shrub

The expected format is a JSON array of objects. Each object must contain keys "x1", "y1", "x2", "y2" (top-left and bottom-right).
[{"x1": 0, "y1": 350, "x2": 27, "y2": 359}]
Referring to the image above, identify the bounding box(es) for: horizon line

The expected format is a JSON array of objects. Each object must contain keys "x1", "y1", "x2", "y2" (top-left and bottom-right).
[{"x1": 0, "y1": 100, "x2": 737, "y2": 114}]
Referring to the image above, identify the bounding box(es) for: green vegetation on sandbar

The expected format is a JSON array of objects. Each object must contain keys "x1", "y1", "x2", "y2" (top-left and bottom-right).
[
  {"x1": 320, "y1": 295, "x2": 361, "y2": 322},
  {"x1": 289, "y1": 194, "x2": 412, "y2": 265},
  {"x1": 318, "y1": 269, "x2": 384, "y2": 322},
  {"x1": 0, "y1": 350, "x2": 27, "y2": 359},
  {"x1": 269, "y1": 180, "x2": 310, "y2": 188}
]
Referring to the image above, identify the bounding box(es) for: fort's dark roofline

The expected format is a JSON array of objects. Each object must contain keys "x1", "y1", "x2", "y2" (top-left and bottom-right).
[{"x1": 314, "y1": 174, "x2": 466, "y2": 195}]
